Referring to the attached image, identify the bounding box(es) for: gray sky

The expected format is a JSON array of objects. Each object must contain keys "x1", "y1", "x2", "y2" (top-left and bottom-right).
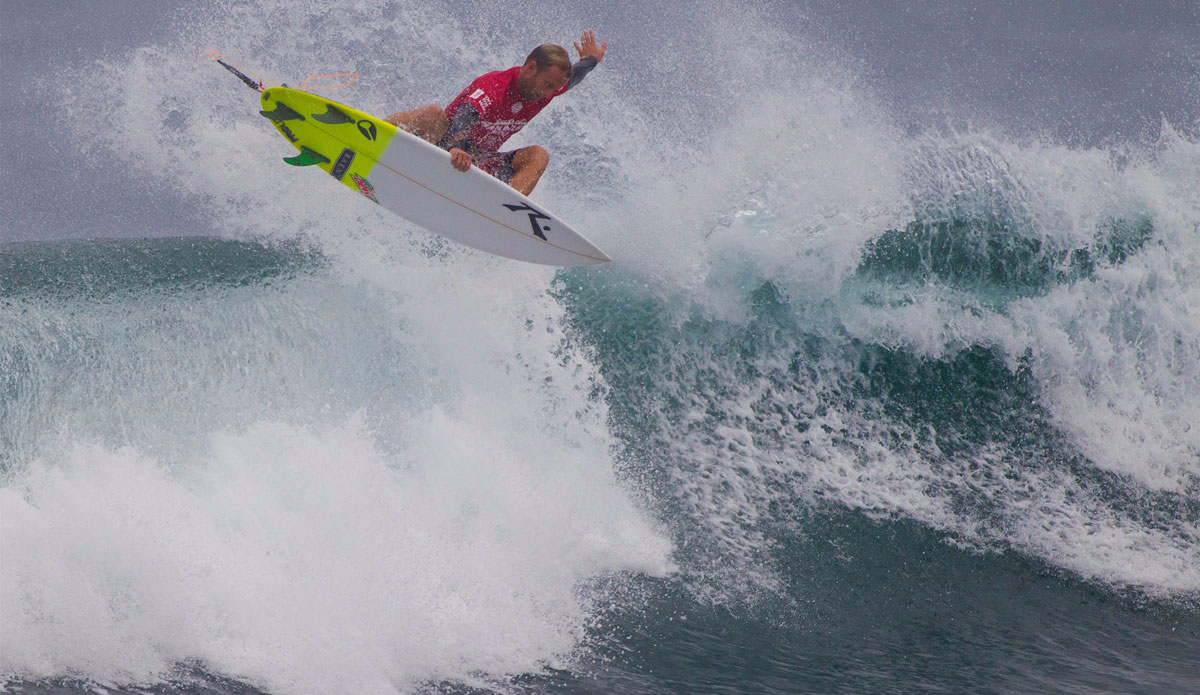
[
  {"x1": 1, "y1": 0, "x2": 197, "y2": 241},
  {"x1": 776, "y1": 0, "x2": 1200, "y2": 143},
  {"x1": 2, "y1": 0, "x2": 1197, "y2": 242}
]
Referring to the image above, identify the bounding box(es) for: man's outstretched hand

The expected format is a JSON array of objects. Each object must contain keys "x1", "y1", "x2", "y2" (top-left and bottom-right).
[{"x1": 574, "y1": 30, "x2": 607, "y2": 63}]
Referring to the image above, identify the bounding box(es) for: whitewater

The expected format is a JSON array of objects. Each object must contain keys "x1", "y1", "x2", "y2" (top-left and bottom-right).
[{"x1": 2, "y1": 2, "x2": 1199, "y2": 694}]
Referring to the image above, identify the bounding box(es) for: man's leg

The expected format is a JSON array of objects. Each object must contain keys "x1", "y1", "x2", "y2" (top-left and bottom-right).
[
  {"x1": 508, "y1": 145, "x2": 549, "y2": 196},
  {"x1": 384, "y1": 104, "x2": 449, "y2": 144}
]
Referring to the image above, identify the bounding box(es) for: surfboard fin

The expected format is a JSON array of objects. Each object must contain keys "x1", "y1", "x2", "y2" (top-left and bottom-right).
[
  {"x1": 260, "y1": 102, "x2": 305, "y2": 123},
  {"x1": 283, "y1": 146, "x2": 329, "y2": 167},
  {"x1": 312, "y1": 104, "x2": 354, "y2": 125}
]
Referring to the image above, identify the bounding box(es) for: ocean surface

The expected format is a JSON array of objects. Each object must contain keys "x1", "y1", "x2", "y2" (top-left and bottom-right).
[{"x1": 3, "y1": 2, "x2": 1199, "y2": 694}]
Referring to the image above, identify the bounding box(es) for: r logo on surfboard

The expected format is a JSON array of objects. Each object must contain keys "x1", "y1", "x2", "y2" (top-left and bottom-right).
[{"x1": 503, "y1": 202, "x2": 552, "y2": 240}]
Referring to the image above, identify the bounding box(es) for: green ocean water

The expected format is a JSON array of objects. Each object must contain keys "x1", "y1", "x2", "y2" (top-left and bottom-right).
[{"x1": 3, "y1": 227, "x2": 1197, "y2": 694}]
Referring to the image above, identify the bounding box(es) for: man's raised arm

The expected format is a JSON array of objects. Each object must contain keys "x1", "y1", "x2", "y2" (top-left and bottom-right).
[{"x1": 568, "y1": 30, "x2": 607, "y2": 90}]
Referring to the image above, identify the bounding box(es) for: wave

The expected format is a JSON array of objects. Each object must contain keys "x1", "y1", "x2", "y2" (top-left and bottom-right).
[
  {"x1": 859, "y1": 215, "x2": 1154, "y2": 295},
  {"x1": 858, "y1": 138, "x2": 1158, "y2": 296},
  {"x1": 1, "y1": 236, "x2": 673, "y2": 692}
]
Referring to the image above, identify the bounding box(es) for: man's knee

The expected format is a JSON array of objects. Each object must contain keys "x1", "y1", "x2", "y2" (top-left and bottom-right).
[
  {"x1": 414, "y1": 104, "x2": 447, "y2": 131},
  {"x1": 388, "y1": 104, "x2": 448, "y2": 141},
  {"x1": 417, "y1": 104, "x2": 446, "y2": 120},
  {"x1": 520, "y1": 145, "x2": 549, "y2": 171}
]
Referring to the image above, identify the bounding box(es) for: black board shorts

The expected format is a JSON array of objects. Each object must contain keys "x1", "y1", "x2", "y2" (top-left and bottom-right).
[{"x1": 474, "y1": 150, "x2": 518, "y2": 184}]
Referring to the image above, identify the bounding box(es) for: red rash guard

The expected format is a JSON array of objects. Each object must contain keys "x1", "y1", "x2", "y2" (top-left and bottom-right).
[{"x1": 443, "y1": 66, "x2": 567, "y2": 152}]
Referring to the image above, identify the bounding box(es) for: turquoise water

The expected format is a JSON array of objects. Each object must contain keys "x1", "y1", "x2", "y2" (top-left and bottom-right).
[
  {"x1": 3, "y1": 224, "x2": 1197, "y2": 693},
  {"x1": 3, "y1": 1, "x2": 1199, "y2": 693}
]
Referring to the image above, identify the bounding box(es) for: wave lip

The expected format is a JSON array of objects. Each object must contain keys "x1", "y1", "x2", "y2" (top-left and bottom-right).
[{"x1": 858, "y1": 215, "x2": 1154, "y2": 296}]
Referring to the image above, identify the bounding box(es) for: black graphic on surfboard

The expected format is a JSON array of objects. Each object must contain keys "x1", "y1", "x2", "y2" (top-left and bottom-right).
[{"x1": 503, "y1": 202, "x2": 551, "y2": 240}]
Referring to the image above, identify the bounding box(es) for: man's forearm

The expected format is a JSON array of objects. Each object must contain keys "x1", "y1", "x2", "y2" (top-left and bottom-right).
[{"x1": 567, "y1": 56, "x2": 598, "y2": 90}]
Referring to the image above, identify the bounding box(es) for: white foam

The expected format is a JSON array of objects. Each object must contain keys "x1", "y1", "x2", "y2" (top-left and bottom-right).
[{"x1": 1, "y1": 413, "x2": 671, "y2": 692}]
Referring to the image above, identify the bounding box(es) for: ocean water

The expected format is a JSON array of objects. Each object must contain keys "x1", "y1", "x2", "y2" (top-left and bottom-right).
[{"x1": 3, "y1": 2, "x2": 1200, "y2": 694}]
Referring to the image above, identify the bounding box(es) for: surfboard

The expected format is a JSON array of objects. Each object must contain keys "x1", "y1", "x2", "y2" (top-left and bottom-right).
[{"x1": 258, "y1": 87, "x2": 610, "y2": 266}]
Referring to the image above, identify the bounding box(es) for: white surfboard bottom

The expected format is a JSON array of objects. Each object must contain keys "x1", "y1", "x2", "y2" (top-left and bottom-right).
[{"x1": 366, "y1": 130, "x2": 609, "y2": 266}]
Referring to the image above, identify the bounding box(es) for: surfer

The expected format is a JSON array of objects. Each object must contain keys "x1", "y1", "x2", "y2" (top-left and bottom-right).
[{"x1": 384, "y1": 30, "x2": 607, "y2": 196}]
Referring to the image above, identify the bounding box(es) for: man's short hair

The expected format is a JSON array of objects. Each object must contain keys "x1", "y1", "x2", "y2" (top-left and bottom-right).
[{"x1": 525, "y1": 44, "x2": 573, "y2": 77}]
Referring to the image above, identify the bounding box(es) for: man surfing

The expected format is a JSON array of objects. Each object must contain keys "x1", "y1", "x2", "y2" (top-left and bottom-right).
[{"x1": 385, "y1": 30, "x2": 607, "y2": 196}]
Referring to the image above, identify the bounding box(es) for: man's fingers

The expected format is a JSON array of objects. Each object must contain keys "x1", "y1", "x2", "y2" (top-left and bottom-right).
[{"x1": 575, "y1": 30, "x2": 605, "y2": 61}]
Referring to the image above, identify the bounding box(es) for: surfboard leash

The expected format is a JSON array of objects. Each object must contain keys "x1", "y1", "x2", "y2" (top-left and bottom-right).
[
  {"x1": 207, "y1": 51, "x2": 359, "y2": 94},
  {"x1": 206, "y1": 51, "x2": 263, "y2": 92},
  {"x1": 299, "y1": 73, "x2": 359, "y2": 92}
]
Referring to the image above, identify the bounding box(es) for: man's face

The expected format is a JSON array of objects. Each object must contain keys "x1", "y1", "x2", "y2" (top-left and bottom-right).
[{"x1": 516, "y1": 62, "x2": 568, "y2": 101}]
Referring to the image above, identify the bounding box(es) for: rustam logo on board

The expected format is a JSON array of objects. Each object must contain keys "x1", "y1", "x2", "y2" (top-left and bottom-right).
[{"x1": 502, "y1": 202, "x2": 551, "y2": 240}]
